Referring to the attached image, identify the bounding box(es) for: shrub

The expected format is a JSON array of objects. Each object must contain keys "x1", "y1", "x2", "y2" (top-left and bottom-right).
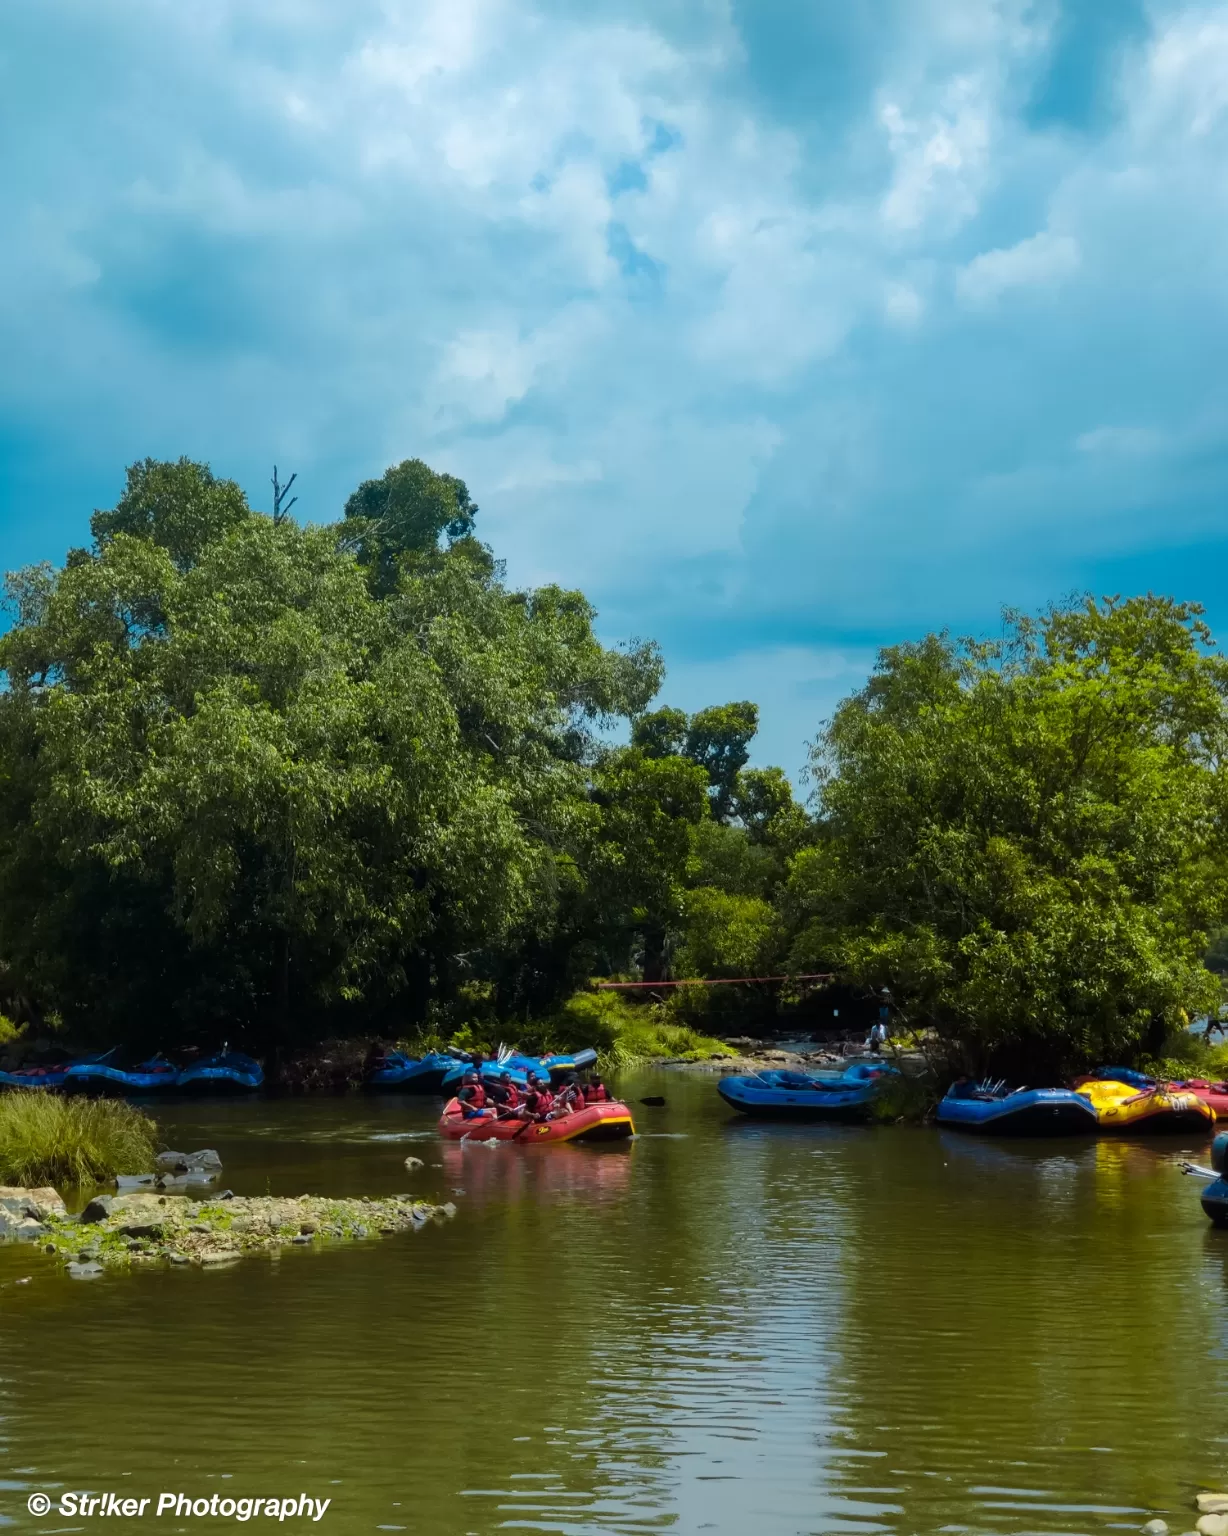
[
  {"x1": 0, "y1": 1092, "x2": 158, "y2": 1186},
  {"x1": 546, "y1": 988, "x2": 725, "y2": 1069}
]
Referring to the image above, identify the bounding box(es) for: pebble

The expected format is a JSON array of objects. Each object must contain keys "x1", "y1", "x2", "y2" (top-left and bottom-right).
[
  {"x1": 403, "y1": 1156, "x2": 424, "y2": 1171},
  {"x1": 1143, "y1": 1521, "x2": 1169, "y2": 1535},
  {"x1": 65, "y1": 1261, "x2": 103, "y2": 1279},
  {"x1": 1199, "y1": 1499, "x2": 1228, "y2": 1516},
  {"x1": 199, "y1": 1249, "x2": 241, "y2": 1266},
  {"x1": 1196, "y1": 1515, "x2": 1228, "y2": 1536}
]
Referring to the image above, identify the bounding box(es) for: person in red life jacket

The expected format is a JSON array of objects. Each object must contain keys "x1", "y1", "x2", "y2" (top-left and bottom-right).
[
  {"x1": 493, "y1": 1071, "x2": 522, "y2": 1118},
  {"x1": 456, "y1": 1070, "x2": 492, "y2": 1119},
  {"x1": 523, "y1": 1072, "x2": 555, "y2": 1120},
  {"x1": 583, "y1": 1076, "x2": 609, "y2": 1105},
  {"x1": 554, "y1": 1073, "x2": 584, "y2": 1116}
]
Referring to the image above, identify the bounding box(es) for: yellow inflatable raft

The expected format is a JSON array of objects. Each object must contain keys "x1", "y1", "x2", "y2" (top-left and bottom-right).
[{"x1": 1077, "y1": 1078, "x2": 1216, "y2": 1135}]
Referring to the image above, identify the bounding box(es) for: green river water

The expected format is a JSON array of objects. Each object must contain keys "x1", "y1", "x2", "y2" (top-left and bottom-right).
[{"x1": 1, "y1": 1068, "x2": 1225, "y2": 1535}]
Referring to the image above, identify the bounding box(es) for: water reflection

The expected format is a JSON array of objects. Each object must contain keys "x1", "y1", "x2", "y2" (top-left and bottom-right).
[{"x1": 0, "y1": 1075, "x2": 1225, "y2": 1534}]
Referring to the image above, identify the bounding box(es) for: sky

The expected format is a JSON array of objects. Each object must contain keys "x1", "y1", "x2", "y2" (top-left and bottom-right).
[{"x1": 4, "y1": 0, "x2": 1228, "y2": 777}]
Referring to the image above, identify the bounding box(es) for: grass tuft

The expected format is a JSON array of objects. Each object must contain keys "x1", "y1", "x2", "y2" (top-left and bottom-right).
[{"x1": 0, "y1": 1091, "x2": 158, "y2": 1187}]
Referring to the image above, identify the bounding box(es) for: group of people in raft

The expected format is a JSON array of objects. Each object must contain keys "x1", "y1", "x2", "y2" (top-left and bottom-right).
[{"x1": 455, "y1": 1061, "x2": 611, "y2": 1123}]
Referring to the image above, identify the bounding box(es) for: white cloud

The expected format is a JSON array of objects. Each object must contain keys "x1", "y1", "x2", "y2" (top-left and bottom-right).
[
  {"x1": 956, "y1": 230, "x2": 1080, "y2": 305},
  {"x1": 8, "y1": 0, "x2": 1228, "y2": 777}
]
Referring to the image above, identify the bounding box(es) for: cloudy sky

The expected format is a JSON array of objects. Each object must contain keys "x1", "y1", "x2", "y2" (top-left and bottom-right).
[{"x1": 4, "y1": 0, "x2": 1227, "y2": 774}]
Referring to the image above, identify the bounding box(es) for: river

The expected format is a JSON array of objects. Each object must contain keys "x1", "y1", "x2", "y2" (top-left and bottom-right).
[{"x1": 1, "y1": 1068, "x2": 1224, "y2": 1534}]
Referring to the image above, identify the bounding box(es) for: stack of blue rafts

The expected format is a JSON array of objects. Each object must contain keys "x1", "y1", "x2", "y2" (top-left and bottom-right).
[
  {"x1": 363, "y1": 1045, "x2": 599, "y2": 1094},
  {"x1": 0, "y1": 1049, "x2": 264, "y2": 1096}
]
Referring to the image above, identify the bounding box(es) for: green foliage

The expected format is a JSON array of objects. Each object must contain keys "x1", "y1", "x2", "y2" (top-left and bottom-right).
[
  {"x1": 546, "y1": 988, "x2": 724, "y2": 1068},
  {"x1": 342, "y1": 458, "x2": 477, "y2": 595},
  {"x1": 685, "y1": 702, "x2": 759, "y2": 822},
  {"x1": 790, "y1": 597, "x2": 1228, "y2": 1074},
  {"x1": 90, "y1": 457, "x2": 250, "y2": 571},
  {"x1": 0, "y1": 457, "x2": 670, "y2": 1045},
  {"x1": 675, "y1": 888, "x2": 782, "y2": 978},
  {"x1": 0, "y1": 1092, "x2": 158, "y2": 1186},
  {"x1": 867, "y1": 1070, "x2": 940, "y2": 1125},
  {"x1": 632, "y1": 707, "x2": 689, "y2": 759}
]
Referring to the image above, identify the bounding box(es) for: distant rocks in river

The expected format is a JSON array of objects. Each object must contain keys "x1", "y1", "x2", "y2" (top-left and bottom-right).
[
  {"x1": 19, "y1": 1189, "x2": 456, "y2": 1275},
  {"x1": 156, "y1": 1149, "x2": 223, "y2": 1174}
]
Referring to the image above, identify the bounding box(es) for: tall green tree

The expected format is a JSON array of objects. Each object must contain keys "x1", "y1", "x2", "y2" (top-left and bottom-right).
[
  {"x1": 0, "y1": 457, "x2": 662, "y2": 1049},
  {"x1": 342, "y1": 458, "x2": 477, "y2": 596},
  {"x1": 788, "y1": 597, "x2": 1228, "y2": 1074}
]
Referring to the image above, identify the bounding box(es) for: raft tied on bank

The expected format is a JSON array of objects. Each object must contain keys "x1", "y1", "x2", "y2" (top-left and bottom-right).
[
  {"x1": 1075, "y1": 1077, "x2": 1215, "y2": 1134},
  {"x1": 936, "y1": 1080, "x2": 1099, "y2": 1135}
]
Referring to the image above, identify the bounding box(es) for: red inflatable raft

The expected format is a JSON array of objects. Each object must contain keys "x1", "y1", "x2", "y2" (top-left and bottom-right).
[
  {"x1": 439, "y1": 1098, "x2": 635, "y2": 1143},
  {"x1": 1174, "y1": 1079, "x2": 1228, "y2": 1116}
]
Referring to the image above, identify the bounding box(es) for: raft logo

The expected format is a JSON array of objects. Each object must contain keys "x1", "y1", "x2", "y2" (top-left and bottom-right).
[{"x1": 30, "y1": 1492, "x2": 331, "y2": 1521}]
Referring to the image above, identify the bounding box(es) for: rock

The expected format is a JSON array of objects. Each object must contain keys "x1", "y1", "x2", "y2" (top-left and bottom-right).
[
  {"x1": 299, "y1": 1219, "x2": 318, "y2": 1234},
  {"x1": 13, "y1": 1218, "x2": 46, "y2": 1241},
  {"x1": 199, "y1": 1249, "x2": 241, "y2": 1266},
  {"x1": 156, "y1": 1149, "x2": 222, "y2": 1174},
  {"x1": 291, "y1": 1234, "x2": 312, "y2": 1244},
  {"x1": 1196, "y1": 1515, "x2": 1228, "y2": 1536},
  {"x1": 441, "y1": 1202, "x2": 457, "y2": 1218},
  {"x1": 0, "y1": 1186, "x2": 65, "y2": 1220},
  {"x1": 403, "y1": 1156, "x2": 424, "y2": 1171},
  {"x1": 1199, "y1": 1500, "x2": 1228, "y2": 1517},
  {"x1": 66, "y1": 1260, "x2": 103, "y2": 1279},
  {"x1": 1143, "y1": 1521, "x2": 1169, "y2": 1534},
  {"x1": 168, "y1": 1252, "x2": 190, "y2": 1265},
  {"x1": 79, "y1": 1195, "x2": 114, "y2": 1224},
  {"x1": 116, "y1": 1175, "x2": 157, "y2": 1191},
  {"x1": 119, "y1": 1221, "x2": 165, "y2": 1240},
  {"x1": 155, "y1": 1173, "x2": 217, "y2": 1192},
  {"x1": 217, "y1": 1189, "x2": 235, "y2": 1201}
]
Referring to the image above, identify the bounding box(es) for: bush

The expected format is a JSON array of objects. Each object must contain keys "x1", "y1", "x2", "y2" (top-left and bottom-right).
[
  {"x1": 546, "y1": 989, "x2": 725, "y2": 1069},
  {"x1": 0, "y1": 1092, "x2": 158, "y2": 1186}
]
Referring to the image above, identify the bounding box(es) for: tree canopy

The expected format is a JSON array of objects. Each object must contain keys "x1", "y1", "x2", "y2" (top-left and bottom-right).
[
  {"x1": 0, "y1": 458, "x2": 1223, "y2": 1077},
  {"x1": 788, "y1": 597, "x2": 1228, "y2": 1073}
]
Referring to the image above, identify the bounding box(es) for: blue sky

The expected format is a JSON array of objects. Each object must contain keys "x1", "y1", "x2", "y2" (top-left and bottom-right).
[{"x1": 4, "y1": 0, "x2": 1228, "y2": 776}]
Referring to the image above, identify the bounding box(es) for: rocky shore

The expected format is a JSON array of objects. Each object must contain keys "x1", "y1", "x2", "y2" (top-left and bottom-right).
[{"x1": 1, "y1": 1184, "x2": 455, "y2": 1277}]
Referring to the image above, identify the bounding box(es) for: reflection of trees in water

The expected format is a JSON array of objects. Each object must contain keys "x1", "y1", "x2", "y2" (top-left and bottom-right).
[{"x1": 827, "y1": 1130, "x2": 1228, "y2": 1533}]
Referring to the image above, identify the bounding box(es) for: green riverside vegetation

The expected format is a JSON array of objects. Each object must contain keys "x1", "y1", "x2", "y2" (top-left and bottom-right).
[
  {"x1": 0, "y1": 454, "x2": 1224, "y2": 1078},
  {"x1": 0, "y1": 1093, "x2": 158, "y2": 1186}
]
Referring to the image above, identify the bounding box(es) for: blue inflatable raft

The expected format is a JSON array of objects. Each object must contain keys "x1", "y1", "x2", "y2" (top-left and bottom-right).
[
  {"x1": 936, "y1": 1079, "x2": 1098, "y2": 1135},
  {"x1": 63, "y1": 1055, "x2": 179, "y2": 1096},
  {"x1": 363, "y1": 1051, "x2": 455, "y2": 1093},
  {"x1": 177, "y1": 1050, "x2": 263, "y2": 1094},
  {"x1": 0, "y1": 1049, "x2": 116, "y2": 1092},
  {"x1": 717, "y1": 1064, "x2": 893, "y2": 1120},
  {"x1": 1190, "y1": 1132, "x2": 1228, "y2": 1225}
]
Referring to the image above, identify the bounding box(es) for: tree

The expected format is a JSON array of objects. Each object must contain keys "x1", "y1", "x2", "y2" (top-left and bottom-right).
[
  {"x1": 342, "y1": 458, "x2": 477, "y2": 596},
  {"x1": 0, "y1": 457, "x2": 665, "y2": 1049},
  {"x1": 90, "y1": 457, "x2": 250, "y2": 570},
  {"x1": 632, "y1": 706, "x2": 688, "y2": 759},
  {"x1": 788, "y1": 597, "x2": 1228, "y2": 1075},
  {"x1": 685, "y1": 702, "x2": 758, "y2": 822}
]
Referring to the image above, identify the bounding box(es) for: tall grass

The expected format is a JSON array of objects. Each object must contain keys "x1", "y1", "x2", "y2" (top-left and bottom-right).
[{"x1": 0, "y1": 1092, "x2": 158, "y2": 1186}]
